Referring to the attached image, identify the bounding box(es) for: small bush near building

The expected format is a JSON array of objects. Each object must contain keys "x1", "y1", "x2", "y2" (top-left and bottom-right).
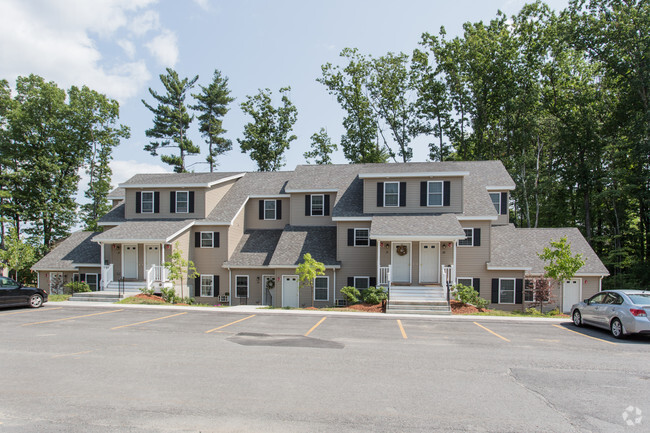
[
  {"x1": 341, "y1": 286, "x2": 361, "y2": 304},
  {"x1": 453, "y1": 284, "x2": 489, "y2": 309},
  {"x1": 361, "y1": 286, "x2": 388, "y2": 305},
  {"x1": 64, "y1": 281, "x2": 91, "y2": 293}
]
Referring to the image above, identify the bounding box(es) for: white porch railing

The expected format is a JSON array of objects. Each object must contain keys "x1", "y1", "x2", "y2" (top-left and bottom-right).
[
  {"x1": 379, "y1": 265, "x2": 391, "y2": 286},
  {"x1": 441, "y1": 264, "x2": 455, "y2": 300},
  {"x1": 101, "y1": 264, "x2": 113, "y2": 290},
  {"x1": 146, "y1": 265, "x2": 169, "y2": 290}
]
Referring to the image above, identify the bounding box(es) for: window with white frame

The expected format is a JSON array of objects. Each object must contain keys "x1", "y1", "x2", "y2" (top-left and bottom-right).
[
  {"x1": 200, "y1": 232, "x2": 214, "y2": 248},
  {"x1": 311, "y1": 194, "x2": 324, "y2": 216},
  {"x1": 499, "y1": 278, "x2": 515, "y2": 304},
  {"x1": 456, "y1": 277, "x2": 473, "y2": 288},
  {"x1": 264, "y1": 200, "x2": 277, "y2": 220},
  {"x1": 524, "y1": 279, "x2": 535, "y2": 302},
  {"x1": 200, "y1": 275, "x2": 214, "y2": 297},
  {"x1": 236, "y1": 276, "x2": 249, "y2": 298},
  {"x1": 384, "y1": 182, "x2": 399, "y2": 207},
  {"x1": 427, "y1": 181, "x2": 443, "y2": 206},
  {"x1": 314, "y1": 276, "x2": 329, "y2": 301},
  {"x1": 141, "y1": 191, "x2": 154, "y2": 213},
  {"x1": 354, "y1": 277, "x2": 370, "y2": 290},
  {"x1": 354, "y1": 228, "x2": 369, "y2": 247},
  {"x1": 85, "y1": 274, "x2": 98, "y2": 291},
  {"x1": 490, "y1": 193, "x2": 501, "y2": 214},
  {"x1": 458, "y1": 228, "x2": 474, "y2": 246},
  {"x1": 176, "y1": 191, "x2": 189, "y2": 213}
]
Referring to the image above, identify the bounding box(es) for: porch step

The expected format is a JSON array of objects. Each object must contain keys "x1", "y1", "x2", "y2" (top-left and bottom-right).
[
  {"x1": 387, "y1": 285, "x2": 451, "y2": 315},
  {"x1": 106, "y1": 281, "x2": 148, "y2": 291}
]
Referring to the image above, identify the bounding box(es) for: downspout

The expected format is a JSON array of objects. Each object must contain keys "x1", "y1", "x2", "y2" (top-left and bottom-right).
[
  {"x1": 333, "y1": 268, "x2": 336, "y2": 306},
  {"x1": 228, "y1": 268, "x2": 232, "y2": 306}
]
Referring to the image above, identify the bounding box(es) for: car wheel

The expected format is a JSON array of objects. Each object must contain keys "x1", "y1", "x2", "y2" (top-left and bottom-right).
[
  {"x1": 610, "y1": 318, "x2": 625, "y2": 339},
  {"x1": 29, "y1": 294, "x2": 43, "y2": 308},
  {"x1": 572, "y1": 310, "x2": 583, "y2": 327}
]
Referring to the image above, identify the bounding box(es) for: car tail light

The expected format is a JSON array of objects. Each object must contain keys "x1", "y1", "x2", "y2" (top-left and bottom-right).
[{"x1": 629, "y1": 309, "x2": 647, "y2": 317}]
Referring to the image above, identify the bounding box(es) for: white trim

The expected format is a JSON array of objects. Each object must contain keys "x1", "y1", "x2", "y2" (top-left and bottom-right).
[
  {"x1": 223, "y1": 264, "x2": 341, "y2": 270},
  {"x1": 383, "y1": 181, "x2": 400, "y2": 207},
  {"x1": 354, "y1": 228, "x2": 370, "y2": 247},
  {"x1": 419, "y1": 242, "x2": 440, "y2": 284},
  {"x1": 175, "y1": 191, "x2": 189, "y2": 214},
  {"x1": 332, "y1": 217, "x2": 373, "y2": 222},
  {"x1": 119, "y1": 173, "x2": 245, "y2": 189},
  {"x1": 249, "y1": 194, "x2": 291, "y2": 198},
  {"x1": 85, "y1": 273, "x2": 99, "y2": 291},
  {"x1": 97, "y1": 221, "x2": 125, "y2": 226},
  {"x1": 498, "y1": 278, "x2": 516, "y2": 304},
  {"x1": 235, "y1": 275, "x2": 249, "y2": 298},
  {"x1": 359, "y1": 171, "x2": 469, "y2": 179},
  {"x1": 144, "y1": 244, "x2": 161, "y2": 269},
  {"x1": 391, "y1": 241, "x2": 412, "y2": 284},
  {"x1": 574, "y1": 273, "x2": 609, "y2": 277},
  {"x1": 140, "y1": 191, "x2": 154, "y2": 214},
  {"x1": 200, "y1": 274, "x2": 214, "y2": 297},
  {"x1": 458, "y1": 228, "x2": 474, "y2": 247},
  {"x1": 165, "y1": 222, "x2": 195, "y2": 242},
  {"x1": 562, "y1": 278, "x2": 582, "y2": 313},
  {"x1": 263, "y1": 199, "x2": 277, "y2": 220},
  {"x1": 72, "y1": 263, "x2": 102, "y2": 268},
  {"x1": 313, "y1": 276, "x2": 329, "y2": 301},
  {"x1": 200, "y1": 231, "x2": 214, "y2": 248},
  {"x1": 456, "y1": 277, "x2": 474, "y2": 288},
  {"x1": 284, "y1": 188, "x2": 338, "y2": 193},
  {"x1": 310, "y1": 194, "x2": 325, "y2": 216},
  {"x1": 122, "y1": 244, "x2": 138, "y2": 279},
  {"x1": 426, "y1": 180, "x2": 444, "y2": 207},
  {"x1": 228, "y1": 198, "x2": 249, "y2": 226},
  {"x1": 486, "y1": 185, "x2": 516, "y2": 191},
  {"x1": 371, "y1": 235, "x2": 465, "y2": 241},
  {"x1": 456, "y1": 216, "x2": 498, "y2": 221},
  {"x1": 193, "y1": 221, "x2": 231, "y2": 226},
  {"x1": 486, "y1": 265, "x2": 532, "y2": 271},
  {"x1": 353, "y1": 276, "x2": 370, "y2": 290}
]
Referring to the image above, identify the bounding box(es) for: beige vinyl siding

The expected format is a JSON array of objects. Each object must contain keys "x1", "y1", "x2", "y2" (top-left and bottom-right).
[
  {"x1": 228, "y1": 207, "x2": 245, "y2": 257},
  {"x1": 299, "y1": 269, "x2": 335, "y2": 308},
  {"x1": 336, "y1": 221, "x2": 376, "y2": 294},
  {"x1": 189, "y1": 225, "x2": 229, "y2": 304},
  {"x1": 245, "y1": 198, "x2": 289, "y2": 229},
  {"x1": 363, "y1": 177, "x2": 463, "y2": 214},
  {"x1": 166, "y1": 229, "x2": 193, "y2": 299},
  {"x1": 38, "y1": 271, "x2": 76, "y2": 293},
  {"x1": 289, "y1": 193, "x2": 336, "y2": 226},
  {"x1": 204, "y1": 179, "x2": 237, "y2": 216},
  {"x1": 455, "y1": 220, "x2": 492, "y2": 287},
  {"x1": 484, "y1": 270, "x2": 526, "y2": 311},
  {"x1": 548, "y1": 276, "x2": 600, "y2": 312}
]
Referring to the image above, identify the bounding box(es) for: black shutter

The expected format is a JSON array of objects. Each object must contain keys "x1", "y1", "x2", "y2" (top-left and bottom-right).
[
  {"x1": 170, "y1": 191, "x2": 176, "y2": 213},
  {"x1": 154, "y1": 191, "x2": 160, "y2": 213},
  {"x1": 189, "y1": 191, "x2": 195, "y2": 213},
  {"x1": 135, "y1": 192, "x2": 141, "y2": 213},
  {"x1": 443, "y1": 181, "x2": 451, "y2": 206},
  {"x1": 213, "y1": 232, "x2": 220, "y2": 248},
  {"x1": 324, "y1": 195, "x2": 330, "y2": 216},
  {"x1": 473, "y1": 278, "x2": 481, "y2": 294},
  {"x1": 347, "y1": 277, "x2": 354, "y2": 287},
  {"x1": 305, "y1": 195, "x2": 311, "y2": 216},
  {"x1": 194, "y1": 276, "x2": 201, "y2": 297},
  {"x1": 420, "y1": 181, "x2": 427, "y2": 206},
  {"x1": 515, "y1": 279, "x2": 523, "y2": 304},
  {"x1": 369, "y1": 277, "x2": 376, "y2": 287},
  {"x1": 347, "y1": 228, "x2": 354, "y2": 246},
  {"x1": 80, "y1": 273, "x2": 86, "y2": 282},
  {"x1": 259, "y1": 200, "x2": 264, "y2": 219},
  {"x1": 473, "y1": 228, "x2": 481, "y2": 247},
  {"x1": 276, "y1": 200, "x2": 282, "y2": 219},
  {"x1": 491, "y1": 279, "x2": 499, "y2": 303},
  {"x1": 399, "y1": 182, "x2": 406, "y2": 207},
  {"x1": 377, "y1": 182, "x2": 384, "y2": 207},
  {"x1": 195, "y1": 232, "x2": 200, "y2": 248},
  {"x1": 213, "y1": 275, "x2": 219, "y2": 296},
  {"x1": 500, "y1": 192, "x2": 508, "y2": 215},
  {"x1": 370, "y1": 239, "x2": 377, "y2": 246}
]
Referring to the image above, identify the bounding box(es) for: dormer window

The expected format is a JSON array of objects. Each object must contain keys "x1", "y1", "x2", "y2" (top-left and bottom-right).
[
  {"x1": 141, "y1": 192, "x2": 154, "y2": 213},
  {"x1": 384, "y1": 182, "x2": 399, "y2": 207},
  {"x1": 490, "y1": 193, "x2": 501, "y2": 213},
  {"x1": 176, "y1": 191, "x2": 189, "y2": 213},
  {"x1": 427, "y1": 181, "x2": 443, "y2": 206}
]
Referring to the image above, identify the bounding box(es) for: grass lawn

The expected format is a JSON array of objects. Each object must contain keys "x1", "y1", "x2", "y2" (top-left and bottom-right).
[{"x1": 48, "y1": 294, "x2": 71, "y2": 302}]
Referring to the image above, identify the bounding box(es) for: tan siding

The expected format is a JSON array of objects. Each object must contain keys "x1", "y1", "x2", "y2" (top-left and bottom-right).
[
  {"x1": 245, "y1": 198, "x2": 290, "y2": 229},
  {"x1": 188, "y1": 225, "x2": 229, "y2": 305},
  {"x1": 228, "y1": 208, "x2": 245, "y2": 258},
  {"x1": 336, "y1": 221, "x2": 376, "y2": 293},
  {"x1": 204, "y1": 179, "x2": 237, "y2": 217},
  {"x1": 552, "y1": 276, "x2": 600, "y2": 312},
  {"x1": 290, "y1": 193, "x2": 336, "y2": 226},
  {"x1": 483, "y1": 270, "x2": 526, "y2": 311},
  {"x1": 167, "y1": 229, "x2": 193, "y2": 299},
  {"x1": 363, "y1": 177, "x2": 463, "y2": 214},
  {"x1": 455, "y1": 221, "x2": 492, "y2": 288}
]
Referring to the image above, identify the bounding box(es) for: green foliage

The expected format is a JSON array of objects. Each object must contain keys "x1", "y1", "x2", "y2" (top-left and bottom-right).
[
  {"x1": 360, "y1": 286, "x2": 387, "y2": 305},
  {"x1": 65, "y1": 281, "x2": 91, "y2": 293},
  {"x1": 238, "y1": 87, "x2": 297, "y2": 171},
  {"x1": 117, "y1": 296, "x2": 166, "y2": 305},
  {"x1": 453, "y1": 284, "x2": 489, "y2": 309},
  {"x1": 304, "y1": 128, "x2": 338, "y2": 164},
  {"x1": 0, "y1": 226, "x2": 35, "y2": 281},
  {"x1": 164, "y1": 242, "x2": 199, "y2": 299},
  {"x1": 538, "y1": 237, "x2": 586, "y2": 282},
  {"x1": 142, "y1": 68, "x2": 199, "y2": 172},
  {"x1": 48, "y1": 294, "x2": 71, "y2": 302},
  {"x1": 295, "y1": 253, "x2": 325, "y2": 307},
  {"x1": 139, "y1": 287, "x2": 155, "y2": 296},
  {"x1": 160, "y1": 287, "x2": 179, "y2": 304},
  {"x1": 340, "y1": 286, "x2": 361, "y2": 305}
]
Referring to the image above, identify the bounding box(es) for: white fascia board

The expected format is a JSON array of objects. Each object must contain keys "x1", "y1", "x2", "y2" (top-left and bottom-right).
[
  {"x1": 193, "y1": 221, "x2": 231, "y2": 226},
  {"x1": 32, "y1": 268, "x2": 77, "y2": 272},
  {"x1": 456, "y1": 215, "x2": 498, "y2": 221},
  {"x1": 223, "y1": 264, "x2": 341, "y2": 269},
  {"x1": 118, "y1": 173, "x2": 245, "y2": 189},
  {"x1": 284, "y1": 188, "x2": 338, "y2": 193},
  {"x1": 94, "y1": 238, "x2": 169, "y2": 243},
  {"x1": 359, "y1": 171, "x2": 469, "y2": 179},
  {"x1": 97, "y1": 221, "x2": 124, "y2": 226},
  {"x1": 206, "y1": 173, "x2": 246, "y2": 187},
  {"x1": 332, "y1": 217, "x2": 373, "y2": 222},
  {"x1": 72, "y1": 263, "x2": 101, "y2": 268},
  {"x1": 248, "y1": 194, "x2": 291, "y2": 198},
  {"x1": 370, "y1": 235, "x2": 465, "y2": 241},
  {"x1": 486, "y1": 264, "x2": 532, "y2": 271},
  {"x1": 574, "y1": 273, "x2": 609, "y2": 277},
  {"x1": 165, "y1": 222, "x2": 195, "y2": 242},
  {"x1": 486, "y1": 185, "x2": 516, "y2": 191}
]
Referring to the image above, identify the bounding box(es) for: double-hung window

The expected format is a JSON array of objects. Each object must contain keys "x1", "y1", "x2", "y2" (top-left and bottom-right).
[
  {"x1": 490, "y1": 193, "x2": 501, "y2": 214},
  {"x1": 354, "y1": 228, "x2": 369, "y2": 247},
  {"x1": 264, "y1": 200, "x2": 277, "y2": 220},
  {"x1": 201, "y1": 232, "x2": 214, "y2": 248},
  {"x1": 457, "y1": 277, "x2": 473, "y2": 288},
  {"x1": 236, "y1": 276, "x2": 249, "y2": 298},
  {"x1": 311, "y1": 194, "x2": 324, "y2": 216},
  {"x1": 499, "y1": 278, "x2": 515, "y2": 304},
  {"x1": 427, "y1": 181, "x2": 443, "y2": 206},
  {"x1": 384, "y1": 182, "x2": 399, "y2": 207},
  {"x1": 176, "y1": 191, "x2": 189, "y2": 213},
  {"x1": 314, "y1": 276, "x2": 329, "y2": 301},
  {"x1": 85, "y1": 274, "x2": 98, "y2": 291},
  {"x1": 458, "y1": 228, "x2": 474, "y2": 246},
  {"x1": 200, "y1": 275, "x2": 214, "y2": 297},
  {"x1": 141, "y1": 191, "x2": 154, "y2": 213},
  {"x1": 354, "y1": 277, "x2": 370, "y2": 290}
]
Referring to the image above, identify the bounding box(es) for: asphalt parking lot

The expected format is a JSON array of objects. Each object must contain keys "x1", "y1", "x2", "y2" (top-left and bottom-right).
[{"x1": 1, "y1": 303, "x2": 649, "y2": 432}]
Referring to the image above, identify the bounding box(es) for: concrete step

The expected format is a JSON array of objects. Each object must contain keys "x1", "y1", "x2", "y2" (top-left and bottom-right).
[
  {"x1": 389, "y1": 300, "x2": 449, "y2": 307},
  {"x1": 387, "y1": 308, "x2": 452, "y2": 315}
]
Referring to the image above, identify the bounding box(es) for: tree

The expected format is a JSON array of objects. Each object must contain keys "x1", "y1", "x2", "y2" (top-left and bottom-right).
[
  {"x1": 164, "y1": 241, "x2": 199, "y2": 300},
  {"x1": 238, "y1": 87, "x2": 297, "y2": 171},
  {"x1": 142, "y1": 68, "x2": 199, "y2": 172},
  {"x1": 538, "y1": 237, "x2": 586, "y2": 296},
  {"x1": 191, "y1": 70, "x2": 234, "y2": 172},
  {"x1": 304, "y1": 128, "x2": 338, "y2": 164},
  {"x1": 0, "y1": 226, "x2": 35, "y2": 282},
  {"x1": 528, "y1": 276, "x2": 555, "y2": 314},
  {"x1": 295, "y1": 253, "x2": 325, "y2": 308}
]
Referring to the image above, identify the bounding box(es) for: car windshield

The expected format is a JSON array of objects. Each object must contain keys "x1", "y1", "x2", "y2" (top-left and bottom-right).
[{"x1": 626, "y1": 293, "x2": 650, "y2": 304}]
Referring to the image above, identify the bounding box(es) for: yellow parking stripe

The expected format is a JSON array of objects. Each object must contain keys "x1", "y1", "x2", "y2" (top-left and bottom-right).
[
  {"x1": 397, "y1": 319, "x2": 408, "y2": 339},
  {"x1": 111, "y1": 312, "x2": 187, "y2": 330},
  {"x1": 21, "y1": 309, "x2": 124, "y2": 326},
  {"x1": 304, "y1": 316, "x2": 327, "y2": 336},
  {"x1": 205, "y1": 315, "x2": 255, "y2": 333},
  {"x1": 0, "y1": 307, "x2": 62, "y2": 316},
  {"x1": 552, "y1": 324, "x2": 617, "y2": 345},
  {"x1": 473, "y1": 322, "x2": 511, "y2": 342}
]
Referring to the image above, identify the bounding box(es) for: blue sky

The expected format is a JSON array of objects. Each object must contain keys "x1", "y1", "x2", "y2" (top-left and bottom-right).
[{"x1": 1, "y1": 0, "x2": 570, "y2": 190}]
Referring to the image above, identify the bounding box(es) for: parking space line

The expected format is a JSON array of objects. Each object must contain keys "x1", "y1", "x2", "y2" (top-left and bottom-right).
[
  {"x1": 552, "y1": 324, "x2": 616, "y2": 345},
  {"x1": 21, "y1": 309, "x2": 124, "y2": 326},
  {"x1": 473, "y1": 322, "x2": 510, "y2": 342},
  {"x1": 397, "y1": 320, "x2": 408, "y2": 339},
  {"x1": 304, "y1": 316, "x2": 327, "y2": 336},
  {"x1": 111, "y1": 312, "x2": 187, "y2": 330},
  {"x1": 0, "y1": 307, "x2": 62, "y2": 316},
  {"x1": 52, "y1": 350, "x2": 94, "y2": 358},
  {"x1": 205, "y1": 315, "x2": 255, "y2": 333}
]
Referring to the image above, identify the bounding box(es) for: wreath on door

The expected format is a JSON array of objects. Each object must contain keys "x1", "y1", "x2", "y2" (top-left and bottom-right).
[
  {"x1": 266, "y1": 279, "x2": 275, "y2": 290},
  {"x1": 396, "y1": 245, "x2": 408, "y2": 256}
]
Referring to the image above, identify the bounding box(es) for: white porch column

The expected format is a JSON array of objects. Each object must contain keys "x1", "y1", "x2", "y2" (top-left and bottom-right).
[
  {"x1": 333, "y1": 268, "x2": 336, "y2": 304},
  {"x1": 100, "y1": 243, "x2": 105, "y2": 290},
  {"x1": 376, "y1": 239, "x2": 380, "y2": 285}
]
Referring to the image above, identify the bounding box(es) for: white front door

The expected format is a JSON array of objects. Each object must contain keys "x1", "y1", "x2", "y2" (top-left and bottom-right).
[
  {"x1": 282, "y1": 275, "x2": 299, "y2": 308},
  {"x1": 419, "y1": 242, "x2": 440, "y2": 283},
  {"x1": 123, "y1": 245, "x2": 138, "y2": 279},
  {"x1": 262, "y1": 275, "x2": 275, "y2": 306},
  {"x1": 144, "y1": 244, "x2": 161, "y2": 271},
  {"x1": 562, "y1": 279, "x2": 581, "y2": 313},
  {"x1": 392, "y1": 243, "x2": 411, "y2": 283}
]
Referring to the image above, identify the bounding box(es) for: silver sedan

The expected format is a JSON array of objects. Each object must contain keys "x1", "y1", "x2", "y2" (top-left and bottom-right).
[{"x1": 571, "y1": 290, "x2": 650, "y2": 339}]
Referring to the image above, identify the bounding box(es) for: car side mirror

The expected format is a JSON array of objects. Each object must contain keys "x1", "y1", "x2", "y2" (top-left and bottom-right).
[{"x1": 583, "y1": 299, "x2": 590, "y2": 305}]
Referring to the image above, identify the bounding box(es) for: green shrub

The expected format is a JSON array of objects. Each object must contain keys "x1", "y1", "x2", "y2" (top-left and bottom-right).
[
  {"x1": 180, "y1": 296, "x2": 195, "y2": 305},
  {"x1": 453, "y1": 284, "x2": 489, "y2": 309},
  {"x1": 139, "y1": 287, "x2": 155, "y2": 296},
  {"x1": 547, "y1": 308, "x2": 561, "y2": 316},
  {"x1": 361, "y1": 286, "x2": 387, "y2": 305},
  {"x1": 65, "y1": 281, "x2": 91, "y2": 293},
  {"x1": 525, "y1": 307, "x2": 543, "y2": 316},
  {"x1": 160, "y1": 287, "x2": 178, "y2": 304},
  {"x1": 340, "y1": 286, "x2": 361, "y2": 304}
]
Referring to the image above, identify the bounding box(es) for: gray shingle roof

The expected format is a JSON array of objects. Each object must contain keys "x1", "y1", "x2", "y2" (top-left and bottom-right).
[
  {"x1": 92, "y1": 220, "x2": 193, "y2": 243},
  {"x1": 490, "y1": 224, "x2": 609, "y2": 275},
  {"x1": 224, "y1": 230, "x2": 283, "y2": 267},
  {"x1": 120, "y1": 172, "x2": 243, "y2": 187},
  {"x1": 268, "y1": 226, "x2": 339, "y2": 267},
  {"x1": 99, "y1": 203, "x2": 126, "y2": 224},
  {"x1": 107, "y1": 187, "x2": 125, "y2": 199},
  {"x1": 370, "y1": 214, "x2": 465, "y2": 238},
  {"x1": 32, "y1": 231, "x2": 101, "y2": 271}
]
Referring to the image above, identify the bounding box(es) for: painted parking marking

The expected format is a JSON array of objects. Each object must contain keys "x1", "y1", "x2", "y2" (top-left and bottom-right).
[
  {"x1": 304, "y1": 316, "x2": 327, "y2": 337},
  {"x1": 205, "y1": 315, "x2": 255, "y2": 334},
  {"x1": 473, "y1": 322, "x2": 511, "y2": 342},
  {"x1": 52, "y1": 350, "x2": 94, "y2": 358},
  {"x1": 0, "y1": 307, "x2": 62, "y2": 316},
  {"x1": 21, "y1": 309, "x2": 124, "y2": 326},
  {"x1": 397, "y1": 320, "x2": 408, "y2": 339},
  {"x1": 552, "y1": 324, "x2": 616, "y2": 345},
  {"x1": 111, "y1": 312, "x2": 187, "y2": 330}
]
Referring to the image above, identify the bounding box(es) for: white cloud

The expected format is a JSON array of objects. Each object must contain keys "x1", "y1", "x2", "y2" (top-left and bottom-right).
[
  {"x1": 117, "y1": 39, "x2": 136, "y2": 59},
  {"x1": 145, "y1": 30, "x2": 179, "y2": 67},
  {"x1": 110, "y1": 159, "x2": 171, "y2": 186},
  {"x1": 129, "y1": 9, "x2": 160, "y2": 36},
  {"x1": 193, "y1": 0, "x2": 210, "y2": 11}
]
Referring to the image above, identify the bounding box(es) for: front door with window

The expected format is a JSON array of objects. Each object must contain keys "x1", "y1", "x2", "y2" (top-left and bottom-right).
[
  {"x1": 562, "y1": 279, "x2": 581, "y2": 313},
  {"x1": 145, "y1": 244, "x2": 161, "y2": 272},
  {"x1": 392, "y1": 243, "x2": 411, "y2": 283},
  {"x1": 123, "y1": 245, "x2": 138, "y2": 279},
  {"x1": 419, "y1": 243, "x2": 440, "y2": 283},
  {"x1": 282, "y1": 275, "x2": 299, "y2": 307},
  {"x1": 262, "y1": 275, "x2": 275, "y2": 306}
]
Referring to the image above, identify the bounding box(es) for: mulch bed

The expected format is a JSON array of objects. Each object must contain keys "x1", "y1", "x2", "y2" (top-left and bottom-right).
[
  {"x1": 344, "y1": 303, "x2": 383, "y2": 313},
  {"x1": 450, "y1": 300, "x2": 488, "y2": 315},
  {"x1": 134, "y1": 293, "x2": 166, "y2": 302}
]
